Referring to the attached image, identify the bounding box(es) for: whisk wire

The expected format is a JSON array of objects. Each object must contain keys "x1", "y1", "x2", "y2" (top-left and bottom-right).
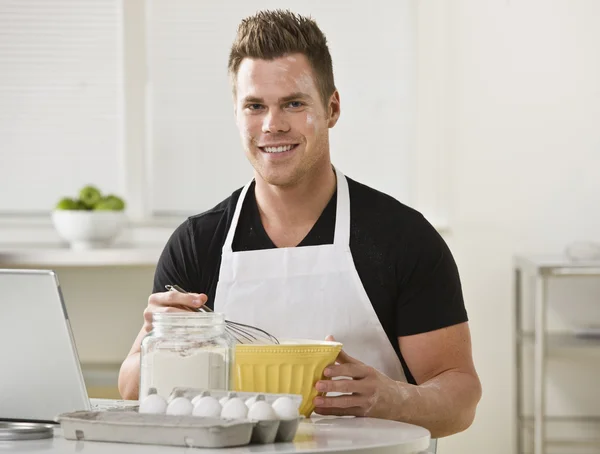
[{"x1": 164, "y1": 285, "x2": 279, "y2": 345}]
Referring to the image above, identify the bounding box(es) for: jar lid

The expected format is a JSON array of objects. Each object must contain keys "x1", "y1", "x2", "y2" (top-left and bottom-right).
[{"x1": 0, "y1": 422, "x2": 54, "y2": 441}]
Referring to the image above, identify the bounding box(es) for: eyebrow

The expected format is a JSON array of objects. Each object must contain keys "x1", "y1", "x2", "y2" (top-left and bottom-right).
[{"x1": 242, "y1": 92, "x2": 312, "y2": 104}]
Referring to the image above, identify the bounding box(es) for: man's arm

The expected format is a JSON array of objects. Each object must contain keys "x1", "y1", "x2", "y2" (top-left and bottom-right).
[
  {"x1": 118, "y1": 219, "x2": 207, "y2": 400},
  {"x1": 118, "y1": 291, "x2": 208, "y2": 400},
  {"x1": 314, "y1": 323, "x2": 481, "y2": 438},
  {"x1": 118, "y1": 327, "x2": 147, "y2": 400},
  {"x1": 395, "y1": 321, "x2": 481, "y2": 436}
]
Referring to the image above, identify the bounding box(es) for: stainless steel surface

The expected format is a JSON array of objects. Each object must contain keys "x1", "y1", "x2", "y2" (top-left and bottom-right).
[
  {"x1": 514, "y1": 255, "x2": 600, "y2": 454},
  {"x1": 514, "y1": 255, "x2": 600, "y2": 276},
  {"x1": 522, "y1": 416, "x2": 600, "y2": 447},
  {"x1": 165, "y1": 284, "x2": 280, "y2": 344},
  {"x1": 533, "y1": 275, "x2": 546, "y2": 454},
  {"x1": 519, "y1": 332, "x2": 600, "y2": 351},
  {"x1": 515, "y1": 268, "x2": 523, "y2": 454},
  {"x1": 0, "y1": 422, "x2": 54, "y2": 441}
]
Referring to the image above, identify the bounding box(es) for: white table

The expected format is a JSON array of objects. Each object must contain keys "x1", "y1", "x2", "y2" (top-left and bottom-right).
[{"x1": 1, "y1": 417, "x2": 431, "y2": 454}]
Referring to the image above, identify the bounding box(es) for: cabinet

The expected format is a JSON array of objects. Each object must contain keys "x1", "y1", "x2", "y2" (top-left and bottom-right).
[{"x1": 514, "y1": 256, "x2": 600, "y2": 454}]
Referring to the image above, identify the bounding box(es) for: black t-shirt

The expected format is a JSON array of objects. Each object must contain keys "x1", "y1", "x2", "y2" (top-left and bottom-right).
[{"x1": 153, "y1": 176, "x2": 467, "y2": 384}]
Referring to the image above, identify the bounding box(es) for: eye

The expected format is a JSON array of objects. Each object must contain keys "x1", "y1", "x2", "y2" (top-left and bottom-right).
[
  {"x1": 246, "y1": 104, "x2": 264, "y2": 111},
  {"x1": 286, "y1": 101, "x2": 304, "y2": 109}
]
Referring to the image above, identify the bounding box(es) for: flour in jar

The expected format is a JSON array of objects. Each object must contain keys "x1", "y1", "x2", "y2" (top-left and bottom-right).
[{"x1": 141, "y1": 347, "x2": 228, "y2": 399}]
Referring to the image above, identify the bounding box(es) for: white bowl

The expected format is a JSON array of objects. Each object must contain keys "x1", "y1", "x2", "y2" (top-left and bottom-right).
[{"x1": 51, "y1": 210, "x2": 127, "y2": 250}]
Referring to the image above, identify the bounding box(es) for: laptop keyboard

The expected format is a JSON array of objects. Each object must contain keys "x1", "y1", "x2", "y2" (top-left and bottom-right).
[{"x1": 90, "y1": 398, "x2": 139, "y2": 411}]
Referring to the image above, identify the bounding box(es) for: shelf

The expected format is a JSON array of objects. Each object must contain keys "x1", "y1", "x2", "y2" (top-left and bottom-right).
[
  {"x1": 519, "y1": 332, "x2": 600, "y2": 351},
  {"x1": 0, "y1": 245, "x2": 162, "y2": 267},
  {"x1": 521, "y1": 416, "x2": 600, "y2": 447},
  {"x1": 514, "y1": 255, "x2": 600, "y2": 276}
]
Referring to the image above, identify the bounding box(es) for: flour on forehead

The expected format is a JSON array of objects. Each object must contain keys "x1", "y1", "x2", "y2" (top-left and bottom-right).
[{"x1": 292, "y1": 70, "x2": 317, "y2": 93}]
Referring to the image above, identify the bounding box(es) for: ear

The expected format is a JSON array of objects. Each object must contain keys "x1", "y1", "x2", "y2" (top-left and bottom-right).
[{"x1": 327, "y1": 90, "x2": 341, "y2": 128}]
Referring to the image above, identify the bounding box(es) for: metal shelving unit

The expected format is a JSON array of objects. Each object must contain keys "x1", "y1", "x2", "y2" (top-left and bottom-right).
[{"x1": 514, "y1": 256, "x2": 600, "y2": 454}]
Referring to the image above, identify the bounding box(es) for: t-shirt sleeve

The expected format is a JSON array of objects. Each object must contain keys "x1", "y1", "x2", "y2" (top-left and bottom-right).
[
  {"x1": 395, "y1": 215, "x2": 468, "y2": 336},
  {"x1": 152, "y1": 219, "x2": 201, "y2": 295}
]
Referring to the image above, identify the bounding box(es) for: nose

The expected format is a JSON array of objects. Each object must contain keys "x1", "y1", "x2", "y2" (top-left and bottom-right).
[{"x1": 262, "y1": 109, "x2": 290, "y2": 134}]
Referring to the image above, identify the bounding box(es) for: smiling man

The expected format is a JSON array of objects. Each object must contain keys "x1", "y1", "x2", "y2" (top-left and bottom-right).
[{"x1": 118, "y1": 9, "x2": 481, "y2": 439}]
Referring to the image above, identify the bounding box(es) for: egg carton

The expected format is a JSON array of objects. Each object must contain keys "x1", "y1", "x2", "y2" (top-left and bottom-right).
[{"x1": 57, "y1": 389, "x2": 303, "y2": 448}]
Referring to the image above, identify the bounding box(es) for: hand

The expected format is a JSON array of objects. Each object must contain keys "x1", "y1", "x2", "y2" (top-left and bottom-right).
[
  {"x1": 143, "y1": 291, "x2": 208, "y2": 334},
  {"x1": 313, "y1": 335, "x2": 410, "y2": 419}
]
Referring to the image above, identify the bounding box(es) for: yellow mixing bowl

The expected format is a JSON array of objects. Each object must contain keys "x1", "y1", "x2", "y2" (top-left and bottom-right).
[{"x1": 233, "y1": 339, "x2": 342, "y2": 417}]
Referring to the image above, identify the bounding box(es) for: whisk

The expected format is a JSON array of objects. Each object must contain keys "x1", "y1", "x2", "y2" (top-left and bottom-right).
[{"x1": 164, "y1": 284, "x2": 279, "y2": 345}]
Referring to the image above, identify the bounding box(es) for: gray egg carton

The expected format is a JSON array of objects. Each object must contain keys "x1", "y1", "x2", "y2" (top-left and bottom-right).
[{"x1": 57, "y1": 389, "x2": 303, "y2": 448}]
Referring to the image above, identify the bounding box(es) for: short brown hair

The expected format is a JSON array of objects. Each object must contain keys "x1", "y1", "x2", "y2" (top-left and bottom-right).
[{"x1": 228, "y1": 9, "x2": 336, "y2": 107}]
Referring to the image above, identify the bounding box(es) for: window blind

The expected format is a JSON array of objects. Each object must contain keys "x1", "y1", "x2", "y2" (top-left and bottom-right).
[{"x1": 0, "y1": 0, "x2": 123, "y2": 214}]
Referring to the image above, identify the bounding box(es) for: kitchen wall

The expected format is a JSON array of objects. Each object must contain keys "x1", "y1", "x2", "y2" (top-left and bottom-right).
[
  {"x1": 2, "y1": 1, "x2": 600, "y2": 453},
  {"x1": 428, "y1": 1, "x2": 600, "y2": 454}
]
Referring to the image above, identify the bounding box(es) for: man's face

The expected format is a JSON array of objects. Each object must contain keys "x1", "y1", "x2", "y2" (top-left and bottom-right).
[{"x1": 234, "y1": 53, "x2": 339, "y2": 187}]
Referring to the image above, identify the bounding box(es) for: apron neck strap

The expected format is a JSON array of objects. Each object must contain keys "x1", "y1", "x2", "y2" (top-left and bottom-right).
[
  {"x1": 223, "y1": 166, "x2": 351, "y2": 252},
  {"x1": 332, "y1": 166, "x2": 350, "y2": 247},
  {"x1": 223, "y1": 180, "x2": 253, "y2": 253}
]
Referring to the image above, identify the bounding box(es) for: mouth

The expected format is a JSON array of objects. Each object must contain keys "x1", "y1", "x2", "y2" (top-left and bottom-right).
[{"x1": 258, "y1": 144, "x2": 299, "y2": 154}]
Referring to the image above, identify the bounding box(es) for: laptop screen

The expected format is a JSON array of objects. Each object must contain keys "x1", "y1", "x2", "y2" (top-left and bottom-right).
[{"x1": 0, "y1": 269, "x2": 90, "y2": 422}]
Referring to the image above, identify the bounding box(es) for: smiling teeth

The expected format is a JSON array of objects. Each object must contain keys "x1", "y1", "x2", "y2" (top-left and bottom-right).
[{"x1": 264, "y1": 145, "x2": 294, "y2": 153}]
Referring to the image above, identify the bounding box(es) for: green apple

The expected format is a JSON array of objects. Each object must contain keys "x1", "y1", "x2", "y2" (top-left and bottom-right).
[
  {"x1": 74, "y1": 200, "x2": 89, "y2": 210},
  {"x1": 55, "y1": 197, "x2": 78, "y2": 210},
  {"x1": 95, "y1": 195, "x2": 125, "y2": 211},
  {"x1": 79, "y1": 185, "x2": 102, "y2": 209}
]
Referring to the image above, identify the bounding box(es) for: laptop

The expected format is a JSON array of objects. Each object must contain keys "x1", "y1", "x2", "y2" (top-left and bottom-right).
[{"x1": 0, "y1": 269, "x2": 137, "y2": 423}]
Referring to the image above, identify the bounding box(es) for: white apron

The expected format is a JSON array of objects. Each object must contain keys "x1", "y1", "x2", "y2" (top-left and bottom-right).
[{"x1": 214, "y1": 167, "x2": 407, "y2": 383}]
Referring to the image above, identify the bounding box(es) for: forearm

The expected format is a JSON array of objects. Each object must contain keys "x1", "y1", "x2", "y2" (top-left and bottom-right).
[
  {"x1": 118, "y1": 328, "x2": 147, "y2": 400},
  {"x1": 394, "y1": 370, "x2": 481, "y2": 438},
  {"x1": 118, "y1": 352, "x2": 141, "y2": 400}
]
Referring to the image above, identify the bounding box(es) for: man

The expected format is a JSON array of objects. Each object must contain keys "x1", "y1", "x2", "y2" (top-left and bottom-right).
[{"x1": 118, "y1": 9, "x2": 481, "y2": 438}]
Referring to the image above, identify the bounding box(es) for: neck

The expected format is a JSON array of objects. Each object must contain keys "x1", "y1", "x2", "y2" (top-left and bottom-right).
[{"x1": 254, "y1": 164, "x2": 337, "y2": 236}]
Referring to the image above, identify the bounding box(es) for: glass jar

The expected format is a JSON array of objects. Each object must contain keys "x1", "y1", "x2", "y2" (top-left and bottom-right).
[{"x1": 139, "y1": 312, "x2": 234, "y2": 401}]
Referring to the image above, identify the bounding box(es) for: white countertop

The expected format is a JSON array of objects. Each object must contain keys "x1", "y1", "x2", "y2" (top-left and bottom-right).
[
  {"x1": 0, "y1": 245, "x2": 162, "y2": 267},
  {"x1": 1, "y1": 416, "x2": 431, "y2": 454}
]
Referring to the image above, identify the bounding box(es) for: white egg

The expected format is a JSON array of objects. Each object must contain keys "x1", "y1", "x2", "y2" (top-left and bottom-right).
[
  {"x1": 245, "y1": 395, "x2": 258, "y2": 407},
  {"x1": 191, "y1": 394, "x2": 205, "y2": 406},
  {"x1": 271, "y1": 397, "x2": 299, "y2": 420},
  {"x1": 166, "y1": 397, "x2": 193, "y2": 416},
  {"x1": 248, "y1": 401, "x2": 278, "y2": 421},
  {"x1": 139, "y1": 394, "x2": 167, "y2": 414},
  {"x1": 192, "y1": 396, "x2": 222, "y2": 418},
  {"x1": 220, "y1": 397, "x2": 248, "y2": 419}
]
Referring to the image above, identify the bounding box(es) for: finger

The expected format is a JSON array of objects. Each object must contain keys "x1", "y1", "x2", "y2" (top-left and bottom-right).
[
  {"x1": 314, "y1": 406, "x2": 364, "y2": 417},
  {"x1": 314, "y1": 407, "x2": 364, "y2": 416},
  {"x1": 324, "y1": 335, "x2": 362, "y2": 366},
  {"x1": 336, "y1": 349, "x2": 362, "y2": 365},
  {"x1": 313, "y1": 394, "x2": 365, "y2": 409},
  {"x1": 315, "y1": 378, "x2": 360, "y2": 395},
  {"x1": 324, "y1": 363, "x2": 370, "y2": 379},
  {"x1": 143, "y1": 305, "x2": 192, "y2": 331},
  {"x1": 149, "y1": 291, "x2": 207, "y2": 309},
  {"x1": 144, "y1": 305, "x2": 190, "y2": 322}
]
